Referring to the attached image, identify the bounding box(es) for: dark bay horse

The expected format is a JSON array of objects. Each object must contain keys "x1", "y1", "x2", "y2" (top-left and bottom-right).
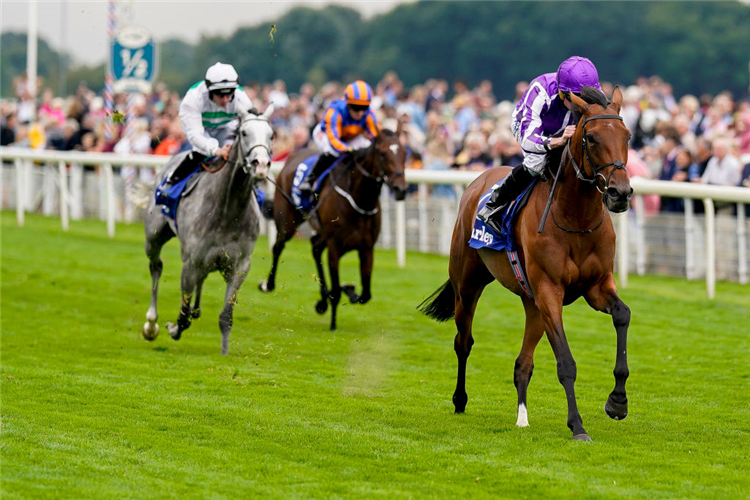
[
  {"x1": 420, "y1": 87, "x2": 633, "y2": 440},
  {"x1": 142, "y1": 104, "x2": 275, "y2": 355},
  {"x1": 259, "y1": 127, "x2": 408, "y2": 330}
]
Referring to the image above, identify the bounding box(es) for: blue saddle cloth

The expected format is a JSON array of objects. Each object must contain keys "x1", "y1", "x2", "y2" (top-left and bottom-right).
[
  {"x1": 155, "y1": 167, "x2": 266, "y2": 228},
  {"x1": 290, "y1": 154, "x2": 342, "y2": 211},
  {"x1": 469, "y1": 177, "x2": 538, "y2": 252},
  {"x1": 154, "y1": 167, "x2": 202, "y2": 226}
]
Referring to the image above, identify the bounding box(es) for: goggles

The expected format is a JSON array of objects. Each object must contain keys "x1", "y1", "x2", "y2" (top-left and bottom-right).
[{"x1": 348, "y1": 104, "x2": 369, "y2": 113}]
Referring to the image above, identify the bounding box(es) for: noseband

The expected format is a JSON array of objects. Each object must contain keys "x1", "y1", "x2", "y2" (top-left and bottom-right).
[{"x1": 568, "y1": 114, "x2": 627, "y2": 194}]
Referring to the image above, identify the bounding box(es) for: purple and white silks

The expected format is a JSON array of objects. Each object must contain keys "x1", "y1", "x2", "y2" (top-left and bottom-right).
[{"x1": 510, "y1": 73, "x2": 575, "y2": 174}]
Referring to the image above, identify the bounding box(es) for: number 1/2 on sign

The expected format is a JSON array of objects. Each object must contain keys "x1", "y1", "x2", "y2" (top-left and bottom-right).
[{"x1": 120, "y1": 49, "x2": 148, "y2": 79}]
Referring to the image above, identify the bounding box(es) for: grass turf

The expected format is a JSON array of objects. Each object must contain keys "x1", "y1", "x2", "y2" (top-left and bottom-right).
[{"x1": 2, "y1": 213, "x2": 749, "y2": 499}]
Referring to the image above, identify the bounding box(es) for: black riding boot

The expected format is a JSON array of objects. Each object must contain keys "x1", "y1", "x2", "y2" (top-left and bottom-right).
[
  {"x1": 477, "y1": 164, "x2": 535, "y2": 234},
  {"x1": 299, "y1": 153, "x2": 336, "y2": 196},
  {"x1": 168, "y1": 151, "x2": 205, "y2": 185}
]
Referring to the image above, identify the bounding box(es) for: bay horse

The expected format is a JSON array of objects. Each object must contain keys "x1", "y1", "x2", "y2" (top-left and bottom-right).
[
  {"x1": 419, "y1": 87, "x2": 633, "y2": 441},
  {"x1": 259, "y1": 127, "x2": 408, "y2": 330},
  {"x1": 142, "y1": 104, "x2": 275, "y2": 355}
]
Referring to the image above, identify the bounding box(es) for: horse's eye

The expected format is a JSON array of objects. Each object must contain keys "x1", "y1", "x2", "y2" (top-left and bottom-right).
[
  {"x1": 586, "y1": 134, "x2": 596, "y2": 144},
  {"x1": 242, "y1": 130, "x2": 247, "y2": 137}
]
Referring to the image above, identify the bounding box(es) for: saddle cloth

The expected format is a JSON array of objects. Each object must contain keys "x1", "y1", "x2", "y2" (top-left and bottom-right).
[
  {"x1": 154, "y1": 166, "x2": 202, "y2": 227},
  {"x1": 290, "y1": 154, "x2": 343, "y2": 211},
  {"x1": 469, "y1": 175, "x2": 538, "y2": 300},
  {"x1": 469, "y1": 176, "x2": 538, "y2": 252}
]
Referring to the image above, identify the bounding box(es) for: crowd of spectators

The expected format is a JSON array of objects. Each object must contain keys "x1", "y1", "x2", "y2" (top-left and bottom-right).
[{"x1": 2, "y1": 71, "x2": 750, "y2": 213}]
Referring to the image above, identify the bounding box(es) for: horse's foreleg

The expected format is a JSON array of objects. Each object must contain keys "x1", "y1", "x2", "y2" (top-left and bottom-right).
[
  {"x1": 327, "y1": 246, "x2": 342, "y2": 331},
  {"x1": 536, "y1": 281, "x2": 589, "y2": 440},
  {"x1": 312, "y1": 235, "x2": 329, "y2": 315},
  {"x1": 167, "y1": 263, "x2": 198, "y2": 341},
  {"x1": 219, "y1": 257, "x2": 251, "y2": 355},
  {"x1": 260, "y1": 212, "x2": 297, "y2": 293},
  {"x1": 356, "y1": 247, "x2": 373, "y2": 304},
  {"x1": 585, "y1": 278, "x2": 631, "y2": 421},
  {"x1": 514, "y1": 298, "x2": 545, "y2": 427}
]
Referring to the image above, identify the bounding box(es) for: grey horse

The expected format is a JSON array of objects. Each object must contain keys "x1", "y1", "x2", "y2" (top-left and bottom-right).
[{"x1": 142, "y1": 104, "x2": 274, "y2": 355}]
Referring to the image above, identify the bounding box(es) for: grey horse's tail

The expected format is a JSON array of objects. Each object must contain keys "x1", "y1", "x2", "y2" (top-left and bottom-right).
[{"x1": 417, "y1": 279, "x2": 455, "y2": 322}]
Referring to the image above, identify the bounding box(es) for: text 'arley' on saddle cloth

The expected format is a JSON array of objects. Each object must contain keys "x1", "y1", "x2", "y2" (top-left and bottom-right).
[{"x1": 469, "y1": 177, "x2": 538, "y2": 252}]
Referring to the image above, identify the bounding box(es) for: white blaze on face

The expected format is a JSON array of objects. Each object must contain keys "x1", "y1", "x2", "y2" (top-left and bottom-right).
[
  {"x1": 389, "y1": 144, "x2": 400, "y2": 156},
  {"x1": 516, "y1": 403, "x2": 529, "y2": 427}
]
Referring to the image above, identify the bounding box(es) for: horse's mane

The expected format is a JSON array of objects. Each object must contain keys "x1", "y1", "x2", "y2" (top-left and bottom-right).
[
  {"x1": 546, "y1": 86, "x2": 612, "y2": 175},
  {"x1": 571, "y1": 86, "x2": 611, "y2": 123}
]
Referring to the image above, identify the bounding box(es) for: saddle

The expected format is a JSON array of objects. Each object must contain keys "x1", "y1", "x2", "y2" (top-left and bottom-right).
[{"x1": 290, "y1": 154, "x2": 344, "y2": 213}]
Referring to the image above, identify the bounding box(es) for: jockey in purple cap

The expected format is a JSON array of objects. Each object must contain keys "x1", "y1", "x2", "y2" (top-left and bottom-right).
[{"x1": 478, "y1": 56, "x2": 602, "y2": 232}]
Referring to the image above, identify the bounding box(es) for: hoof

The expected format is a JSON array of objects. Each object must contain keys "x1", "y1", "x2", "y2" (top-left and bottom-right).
[
  {"x1": 315, "y1": 300, "x2": 328, "y2": 315},
  {"x1": 572, "y1": 433, "x2": 592, "y2": 441},
  {"x1": 166, "y1": 322, "x2": 181, "y2": 340},
  {"x1": 142, "y1": 321, "x2": 159, "y2": 341},
  {"x1": 604, "y1": 398, "x2": 629, "y2": 420},
  {"x1": 258, "y1": 280, "x2": 274, "y2": 293},
  {"x1": 452, "y1": 393, "x2": 467, "y2": 413},
  {"x1": 191, "y1": 308, "x2": 201, "y2": 319},
  {"x1": 342, "y1": 284, "x2": 359, "y2": 303}
]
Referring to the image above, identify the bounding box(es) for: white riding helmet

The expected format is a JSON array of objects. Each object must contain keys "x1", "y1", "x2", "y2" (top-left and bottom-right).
[{"x1": 205, "y1": 62, "x2": 239, "y2": 93}]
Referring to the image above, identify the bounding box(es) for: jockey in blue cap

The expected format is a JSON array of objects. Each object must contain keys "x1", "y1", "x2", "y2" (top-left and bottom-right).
[
  {"x1": 299, "y1": 80, "x2": 379, "y2": 196},
  {"x1": 478, "y1": 56, "x2": 602, "y2": 233}
]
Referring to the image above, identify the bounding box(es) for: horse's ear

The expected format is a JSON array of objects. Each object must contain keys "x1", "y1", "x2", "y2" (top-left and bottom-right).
[
  {"x1": 237, "y1": 106, "x2": 249, "y2": 120},
  {"x1": 263, "y1": 103, "x2": 275, "y2": 119},
  {"x1": 611, "y1": 86, "x2": 623, "y2": 114},
  {"x1": 396, "y1": 120, "x2": 404, "y2": 137},
  {"x1": 569, "y1": 92, "x2": 590, "y2": 115}
]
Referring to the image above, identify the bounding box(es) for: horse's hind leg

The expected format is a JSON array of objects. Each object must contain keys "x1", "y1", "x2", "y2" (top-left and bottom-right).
[
  {"x1": 312, "y1": 234, "x2": 329, "y2": 314},
  {"x1": 191, "y1": 279, "x2": 205, "y2": 319},
  {"x1": 259, "y1": 205, "x2": 298, "y2": 293},
  {"x1": 142, "y1": 218, "x2": 174, "y2": 340},
  {"x1": 451, "y1": 260, "x2": 493, "y2": 413},
  {"x1": 514, "y1": 298, "x2": 545, "y2": 427},
  {"x1": 219, "y1": 257, "x2": 252, "y2": 355},
  {"x1": 166, "y1": 263, "x2": 199, "y2": 341},
  {"x1": 585, "y1": 276, "x2": 631, "y2": 421}
]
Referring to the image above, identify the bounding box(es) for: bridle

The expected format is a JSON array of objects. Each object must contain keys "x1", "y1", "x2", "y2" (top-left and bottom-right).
[
  {"x1": 351, "y1": 138, "x2": 405, "y2": 190},
  {"x1": 236, "y1": 115, "x2": 273, "y2": 175},
  {"x1": 566, "y1": 114, "x2": 627, "y2": 194},
  {"x1": 200, "y1": 115, "x2": 273, "y2": 175}
]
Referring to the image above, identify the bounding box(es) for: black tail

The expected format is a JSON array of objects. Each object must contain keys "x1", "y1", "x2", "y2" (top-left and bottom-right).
[{"x1": 417, "y1": 279, "x2": 455, "y2": 322}]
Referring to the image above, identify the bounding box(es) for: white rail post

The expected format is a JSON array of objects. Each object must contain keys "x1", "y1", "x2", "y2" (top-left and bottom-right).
[
  {"x1": 418, "y1": 183, "x2": 428, "y2": 253},
  {"x1": 103, "y1": 163, "x2": 116, "y2": 237},
  {"x1": 685, "y1": 198, "x2": 696, "y2": 280},
  {"x1": 380, "y1": 189, "x2": 392, "y2": 248},
  {"x1": 439, "y1": 200, "x2": 453, "y2": 256},
  {"x1": 704, "y1": 198, "x2": 715, "y2": 299},
  {"x1": 15, "y1": 159, "x2": 24, "y2": 227},
  {"x1": 396, "y1": 200, "x2": 406, "y2": 268},
  {"x1": 617, "y1": 210, "x2": 628, "y2": 288},
  {"x1": 737, "y1": 203, "x2": 747, "y2": 285},
  {"x1": 58, "y1": 160, "x2": 69, "y2": 231},
  {"x1": 24, "y1": 160, "x2": 35, "y2": 213},
  {"x1": 635, "y1": 195, "x2": 646, "y2": 275},
  {"x1": 43, "y1": 163, "x2": 56, "y2": 215},
  {"x1": 70, "y1": 163, "x2": 83, "y2": 219}
]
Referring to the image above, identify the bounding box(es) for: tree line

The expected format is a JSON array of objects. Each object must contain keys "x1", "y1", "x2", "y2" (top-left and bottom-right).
[{"x1": 2, "y1": 1, "x2": 749, "y2": 100}]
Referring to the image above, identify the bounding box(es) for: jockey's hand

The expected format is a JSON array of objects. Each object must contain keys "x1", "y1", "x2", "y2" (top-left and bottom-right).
[
  {"x1": 550, "y1": 126, "x2": 577, "y2": 149},
  {"x1": 215, "y1": 143, "x2": 232, "y2": 160}
]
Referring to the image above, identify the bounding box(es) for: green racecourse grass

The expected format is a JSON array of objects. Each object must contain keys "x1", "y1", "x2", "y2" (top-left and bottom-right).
[{"x1": 2, "y1": 212, "x2": 749, "y2": 499}]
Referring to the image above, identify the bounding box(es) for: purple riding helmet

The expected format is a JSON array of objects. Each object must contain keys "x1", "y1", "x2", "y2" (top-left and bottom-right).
[{"x1": 556, "y1": 56, "x2": 602, "y2": 94}]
